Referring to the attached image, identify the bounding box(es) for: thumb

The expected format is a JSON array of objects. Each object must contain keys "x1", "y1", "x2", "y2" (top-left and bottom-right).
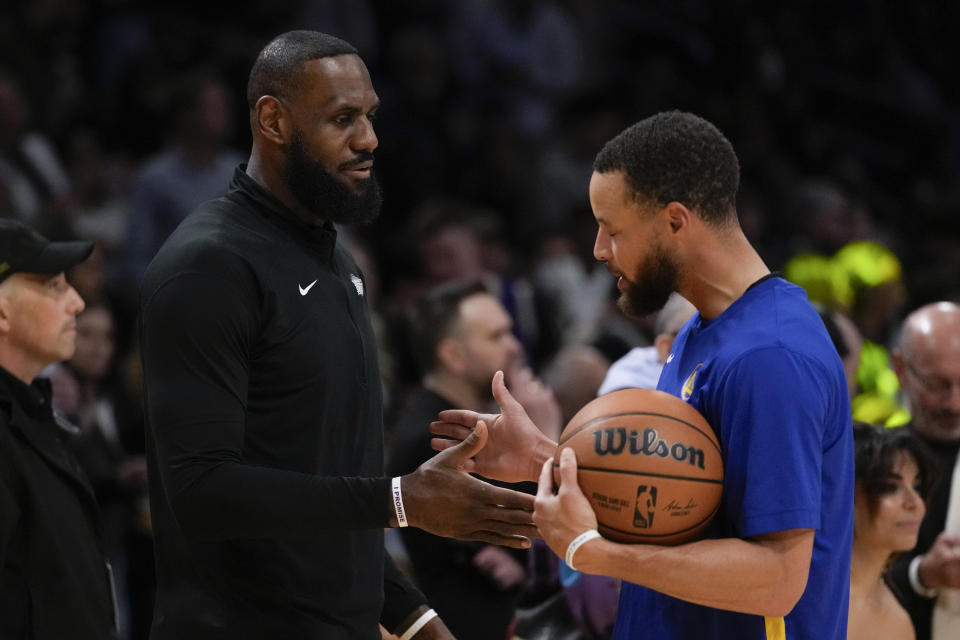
[
  {"x1": 492, "y1": 370, "x2": 523, "y2": 414},
  {"x1": 440, "y1": 419, "x2": 488, "y2": 468}
]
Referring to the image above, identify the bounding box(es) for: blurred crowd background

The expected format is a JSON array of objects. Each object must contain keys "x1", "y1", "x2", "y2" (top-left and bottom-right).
[{"x1": 2, "y1": 1, "x2": 958, "y2": 638}]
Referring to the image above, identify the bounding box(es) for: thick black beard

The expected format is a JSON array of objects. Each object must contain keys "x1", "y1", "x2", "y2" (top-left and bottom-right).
[
  {"x1": 285, "y1": 130, "x2": 383, "y2": 225},
  {"x1": 617, "y1": 241, "x2": 679, "y2": 318}
]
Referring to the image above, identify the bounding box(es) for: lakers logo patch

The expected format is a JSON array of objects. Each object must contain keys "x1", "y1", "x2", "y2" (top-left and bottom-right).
[{"x1": 681, "y1": 363, "x2": 703, "y2": 401}]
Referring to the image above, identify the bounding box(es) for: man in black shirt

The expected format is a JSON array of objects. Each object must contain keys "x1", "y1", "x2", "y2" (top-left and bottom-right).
[
  {"x1": 0, "y1": 220, "x2": 115, "y2": 639},
  {"x1": 390, "y1": 279, "x2": 558, "y2": 640},
  {"x1": 139, "y1": 31, "x2": 536, "y2": 640}
]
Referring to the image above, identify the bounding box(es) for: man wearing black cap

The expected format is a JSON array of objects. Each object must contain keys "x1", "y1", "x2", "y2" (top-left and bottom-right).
[{"x1": 0, "y1": 219, "x2": 115, "y2": 640}]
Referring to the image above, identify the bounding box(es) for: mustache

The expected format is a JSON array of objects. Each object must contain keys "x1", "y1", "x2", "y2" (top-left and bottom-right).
[{"x1": 339, "y1": 152, "x2": 375, "y2": 171}]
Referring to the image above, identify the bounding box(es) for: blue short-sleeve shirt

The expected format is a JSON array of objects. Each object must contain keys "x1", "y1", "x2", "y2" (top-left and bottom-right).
[{"x1": 613, "y1": 277, "x2": 853, "y2": 640}]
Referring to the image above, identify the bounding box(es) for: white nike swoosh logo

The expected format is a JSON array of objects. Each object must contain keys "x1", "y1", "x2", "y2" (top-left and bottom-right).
[{"x1": 299, "y1": 279, "x2": 318, "y2": 296}]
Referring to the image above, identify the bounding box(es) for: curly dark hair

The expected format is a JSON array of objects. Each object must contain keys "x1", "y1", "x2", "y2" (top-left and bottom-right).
[
  {"x1": 853, "y1": 421, "x2": 938, "y2": 518},
  {"x1": 246, "y1": 30, "x2": 357, "y2": 110},
  {"x1": 593, "y1": 111, "x2": 740, "y2": 226}
]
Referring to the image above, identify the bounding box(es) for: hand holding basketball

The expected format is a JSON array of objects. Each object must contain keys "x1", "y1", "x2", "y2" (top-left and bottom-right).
[
  {"x1": 534, "y1": 448, "x2": 599, "y2": 562},
  {"x1": 556, "y1": 388, "x2": 723, "y2": 546}
]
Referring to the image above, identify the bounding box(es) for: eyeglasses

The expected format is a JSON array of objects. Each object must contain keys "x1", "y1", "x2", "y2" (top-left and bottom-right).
[{"x1": 904, "y1": 361, "x2": 960, "y2": 399}]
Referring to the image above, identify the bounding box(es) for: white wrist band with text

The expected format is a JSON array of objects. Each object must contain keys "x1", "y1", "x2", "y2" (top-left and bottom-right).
[
  {"x1": 909, "y1": 554, "x2": 937, "y2": 598},
  {"x1": 565, "y1": 529, "x2": 601, "y2": 571},
  {"x1": 399, "y1": 608, "x2": 437, "y2": 640},
  {"x1": 391, "y1": 476, "x2": 408, "y2": 528}
]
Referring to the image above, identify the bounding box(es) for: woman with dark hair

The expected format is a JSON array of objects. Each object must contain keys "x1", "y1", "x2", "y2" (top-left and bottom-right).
[{"x1": 849, "y1": 422, "x2": 937, "y2": 640}]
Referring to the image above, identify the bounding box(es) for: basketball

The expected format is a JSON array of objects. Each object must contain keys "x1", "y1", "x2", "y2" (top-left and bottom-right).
[{"x1": 556, "y1": 388, "x2": 723, "y2": 545}]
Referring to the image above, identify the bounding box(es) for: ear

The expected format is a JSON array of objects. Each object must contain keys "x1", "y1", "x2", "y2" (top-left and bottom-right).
[
  {"x1": 662, "y1": 202, "x2": 692, "y2": 235},
  {"x1": 436, "y1": 337, "x2": 467, "y2": 374},
  {"x1": 0, "y1": 295, "x2": 12, "y2": 336},
  {"x1": 889, "y1": 350, "x2": 907, "y2": 385},
  {"x1": 254, "y1": 95, "x2": 292, "y2": 146}
]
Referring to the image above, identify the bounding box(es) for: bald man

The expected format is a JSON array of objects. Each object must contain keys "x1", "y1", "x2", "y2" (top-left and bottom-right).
[{"x1": 889, "y1": 301, "x2": 960, "y2": 640}]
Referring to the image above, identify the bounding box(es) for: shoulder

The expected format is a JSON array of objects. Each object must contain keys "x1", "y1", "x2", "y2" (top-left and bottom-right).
[
  {"x1": 848, "y1": 585, "x2": 915, "y2": 640},
  {"x1": 140, "y1": 206, "x2": 264, "y2": 307}
]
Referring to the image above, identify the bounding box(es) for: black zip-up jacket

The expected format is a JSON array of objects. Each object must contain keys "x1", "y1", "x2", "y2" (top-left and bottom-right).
[
  {"x1": 0, "y1": 368, "x2": 115, "y2": 639},
  {"x1": 139, "y1": 166, "x2": 425, "y2": 639}
]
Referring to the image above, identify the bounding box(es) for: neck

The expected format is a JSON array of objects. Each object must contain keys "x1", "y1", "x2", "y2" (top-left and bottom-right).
[
  {"x1": 423, "y1": 372, "x2": 486, "y2": 412},
  {"x1": 680, "y1": 226, "x2": 770, "y2": 320},
  {"x1": 0, "y1": 351, "x2": 40, "y2": 384},
  {"x1": 849, "y1": 538, "x2": 893, "y2": 598},
  {"x1": 245, "y1": 150, "x2": 327, "y2": 228}
]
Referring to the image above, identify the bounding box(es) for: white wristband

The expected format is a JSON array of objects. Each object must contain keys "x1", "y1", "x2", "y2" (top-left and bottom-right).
[
  {"x1": 398, "y1": 608, "x2": 437, "y2": 640},
  {"x1": 565, "y1": 529, "x2": 601, "y2": 571},
  {"x1": 909, "y1": 554, "x2": 937, "y2": 598},
  {"x1": 391, "y1": 476, "x2": 408, "y2": 528}
]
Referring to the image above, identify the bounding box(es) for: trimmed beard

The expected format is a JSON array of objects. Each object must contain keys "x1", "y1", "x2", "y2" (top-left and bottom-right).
[
  {"x1": 617, "y1": 240, "x2": 679, "y2": 319},
  {"x1": 285, "y1": 129, "x2": 383, "y2": 225}
]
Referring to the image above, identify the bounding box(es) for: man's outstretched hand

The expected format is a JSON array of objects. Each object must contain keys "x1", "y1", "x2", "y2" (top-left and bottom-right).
[
  {"x1": 429, "y1": 370, "x2": 557, "y2": 484},
  {"x1": 401, "y1": 419, "x2": 539, "y2": 548}
]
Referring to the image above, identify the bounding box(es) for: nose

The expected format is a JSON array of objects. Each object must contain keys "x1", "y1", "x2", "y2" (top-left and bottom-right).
[
  {"x1": 353, "y1": 115, "x2": 378, "y2": 153},
  {"x1": 943, "y1": 384, "x2": 960, "y2": 413},
  {"x1": 903, "y1": 485, "x2": 923, "y2": 512},
  {"x1": 593, "y1": 227, "x2": 610, "y2": 263},
  {"x1": 507, "y1": 334, "x2": 522, "y2": 359},
  {"x1": 67, "y1": 285, "x2": 85, "y2": 315}
]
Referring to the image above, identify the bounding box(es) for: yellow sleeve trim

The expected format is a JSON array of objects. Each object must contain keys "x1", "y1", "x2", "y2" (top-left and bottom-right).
[{"x1": 764, "y1": 616, "x2": 786, "y2": 640}]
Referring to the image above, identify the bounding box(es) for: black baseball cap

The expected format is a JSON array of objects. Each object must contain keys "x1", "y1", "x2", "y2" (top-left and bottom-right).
[{"x1": 0, "y1": 219, "x2": 94, "y2": 283}]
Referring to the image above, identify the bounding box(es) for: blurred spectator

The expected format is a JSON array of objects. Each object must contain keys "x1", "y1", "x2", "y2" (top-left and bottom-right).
[
  {"x1": 46, "y1": 300, "x2": 152, "y2": 640},
  {"x1": 118, "y1": 71, "x2": 242, "y2": 288},
  {"x1": 849, "y1": 422, "x2": 937, "y2": 640},
  {"x1": 406, "y1": 197, "x2": 549, "y2": 366},
  {"x1": 388, "y1": 279, "x2": 550, "y2": 640},
  {"x1": 447, "y1": 0, "x2": 585, "y2": 139},
  {"x1": 888, "y1": 302, "x2": 960, "y2": 640},
  {"x1": 0, "y1": 71, "x2": 71, "y2": 228},
  {"x1": 597, "y1": 293, "x2": 696, "y2": 396}
]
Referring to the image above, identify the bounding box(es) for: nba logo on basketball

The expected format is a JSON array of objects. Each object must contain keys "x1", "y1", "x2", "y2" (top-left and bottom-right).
[{"x1": 634, "y1": 485, "x2": 657, "y2": 528}]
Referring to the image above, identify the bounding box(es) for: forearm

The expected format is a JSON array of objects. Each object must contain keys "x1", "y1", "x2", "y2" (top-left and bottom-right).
[
  {"x1": 390, "y1": 605, "x2": 452, "y2": 639},
  {"x1": 574, "y1": 529, "x2": 813, "y2": 617},
  {"x1": 167, "y1": 459, "x2": 390, "y2": 541}
]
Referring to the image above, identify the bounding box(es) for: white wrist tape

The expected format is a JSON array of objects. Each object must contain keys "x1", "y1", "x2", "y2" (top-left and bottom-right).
[
  {"x1": 391, "y1": 476, "x2": 408, "y2": 528},
  {"x1": 565, "y1": 529, "x2": 601, "y2": 571},
  {"x1": 399, "y1": 608, "x2": 437, "y2": 640},
  {"x1": 909, "y1": 554, "x2": 938, "y2": 598}
]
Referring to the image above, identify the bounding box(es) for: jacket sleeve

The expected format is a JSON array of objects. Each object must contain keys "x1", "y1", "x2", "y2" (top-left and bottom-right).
[
  {"x1": 0, "y1": 477, "x2": 20, "y2": 570},
  {"x1": 380, "y1": 550, "x2": 428, "y2": 631},
  {"x1": 140, "y1": 265, "x2": 390, "y2": 542}
]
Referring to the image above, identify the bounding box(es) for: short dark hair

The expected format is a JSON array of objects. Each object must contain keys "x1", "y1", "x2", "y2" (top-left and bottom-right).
[
  {"x1": 246, "y1": 30, "x2": 358, "y2": 109},
  {"x1": 406, "y1": 279, "x2": 489, "y2": 375},
  {"x1": 853, "y1": 421, "x2": 938, "y2": 518},
  {"x1": 593, "y1": 111, "x2": 740, "y2": 226}
]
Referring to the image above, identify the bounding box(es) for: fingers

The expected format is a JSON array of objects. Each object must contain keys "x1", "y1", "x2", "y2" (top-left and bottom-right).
[
  {"x1": 435, "y1": 420, "x2": 488, "y2": 468},
  {"x1": 536, "y1": 456, "x2": 555, "y2": 500},
  {"x1": 463, "y1": 532, "x2": 533, "y2": 549},
  {"x1": 429, "y1": 438, "x2": 477, "y2": 470},
  {"x1": 476, "y1": 482, "x2": 535, "y2": 512},
  {"x1": 429, "y1": 420, "x2": 473, "y2": 441},
  {"x1": 435, "y1": 409, "x2": 479, "y2": 428},
  {"x1": 557, "y1": 447, "x2": 579, "y2": 490},
  {"x1": 492, "y1": 370, "x2": 523, "y2": 413}
]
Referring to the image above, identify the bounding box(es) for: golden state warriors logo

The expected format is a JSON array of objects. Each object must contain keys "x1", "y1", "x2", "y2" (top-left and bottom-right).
[{"x1": 681, "y1": 363, "x2": 703, "y2": 401}]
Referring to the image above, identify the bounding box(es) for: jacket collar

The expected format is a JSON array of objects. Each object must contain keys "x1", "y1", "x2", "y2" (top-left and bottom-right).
[
  {"x1": 0, "y1": 366, "x2": 96, "y2": 501},
  {"x1": 227, "y1": 165, "x2": 338, "y2": 262}
]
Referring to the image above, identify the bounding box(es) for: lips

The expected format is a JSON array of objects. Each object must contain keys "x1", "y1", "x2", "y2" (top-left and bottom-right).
[{"x1": 340, "y1": 157, "x2": 374, "y2": 179}]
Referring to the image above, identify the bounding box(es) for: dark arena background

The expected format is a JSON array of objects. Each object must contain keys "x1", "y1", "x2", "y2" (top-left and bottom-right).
[{"x1": 1, "y1": 1, "x2": 957, "y2": 639}]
